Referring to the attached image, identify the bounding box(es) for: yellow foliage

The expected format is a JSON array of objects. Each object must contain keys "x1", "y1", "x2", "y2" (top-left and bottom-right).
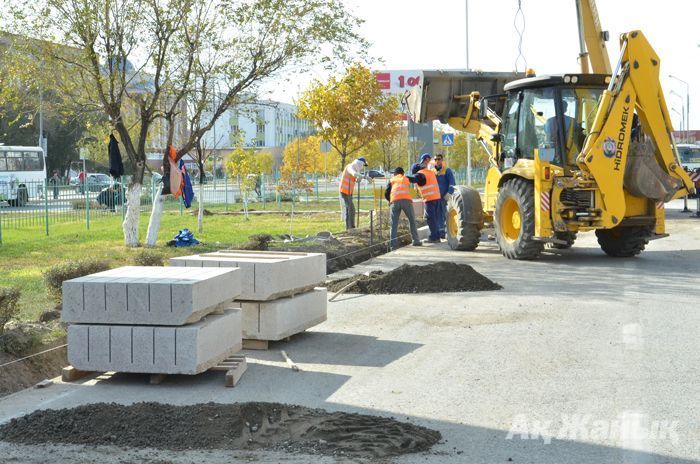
[{"x1": 297, "y1": 64, "x2": 401, "y2": 168}]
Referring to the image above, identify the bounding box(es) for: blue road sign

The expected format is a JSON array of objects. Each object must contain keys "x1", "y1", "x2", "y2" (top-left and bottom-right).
[{"x1": 441, "y1": 134, "x2": 455, "y2": 146}]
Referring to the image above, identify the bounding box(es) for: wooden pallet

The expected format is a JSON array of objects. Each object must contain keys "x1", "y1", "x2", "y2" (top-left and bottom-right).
[
  {"x1": 210, "y1": 354, "x2": 247, "y2": 387},
  {"x1": 242, "y1": 335, "x2": 297, "y2": 351},
  {"x1": 61, "y1": 354, "x2": 247, "y2": 387}
]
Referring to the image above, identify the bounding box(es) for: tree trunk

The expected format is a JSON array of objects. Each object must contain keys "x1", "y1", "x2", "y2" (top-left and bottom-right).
[
  {"x1": 145, "y1": 194, "x2": 167, "y2": 247},
  {"x1": 122, "y1": 183, "x2": 142, "y2": 247},
  {"x1": 197, "y1": 181, "x2": 204, "y2": 232}
]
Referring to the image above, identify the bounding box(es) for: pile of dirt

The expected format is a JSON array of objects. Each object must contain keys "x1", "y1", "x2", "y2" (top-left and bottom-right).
[
  {"x1": 327, "y1": 262, "x2": 502, "y2": 294},
  {"x1": 0, "y1": 402, "x2": 441, "y2": 459}
]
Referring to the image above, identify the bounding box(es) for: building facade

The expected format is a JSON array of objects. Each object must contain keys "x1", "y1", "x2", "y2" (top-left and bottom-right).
[{"x1": 201, "y1": 100, "x2": 314, "y2": 166}]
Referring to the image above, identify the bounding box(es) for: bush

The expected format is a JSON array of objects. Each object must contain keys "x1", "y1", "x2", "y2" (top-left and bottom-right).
[
  {"x1": 0, "y1": 322, "x2": 53, "y2": 355},
  {"x1": 43, "y1": 259, "x2": 110, "y2": 298},
  {"x1": 0, "y1": 287, "x2": 21, "y2": 335},
  {"x1": 72, "y1": 199, "x2": 102, "y2": 210},
  {"x1": 133, "y1": 249, "x2": 165, "y2": 267}
]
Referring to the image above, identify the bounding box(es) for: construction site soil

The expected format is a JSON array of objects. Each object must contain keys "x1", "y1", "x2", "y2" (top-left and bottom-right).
[
  {"x1": 0, "y1": 402, "x2": 441, "y2": 459},
  {"x1": 270, "y1": 225, "x2": 421, "y2": 274},
  {"x1": 327, "y1": 262, "x2": 502, "y2": 294}
]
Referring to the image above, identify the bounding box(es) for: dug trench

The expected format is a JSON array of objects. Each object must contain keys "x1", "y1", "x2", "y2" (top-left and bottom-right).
[
  {"x1": 0, "y1": 402, "x2": 442, "y2": 459},
  {"x1": 244, "y1": 222, "x2": 424, "y2": 274},
  {"x1": 327, "y1": 262, "x2": 503, "y2": 294}
]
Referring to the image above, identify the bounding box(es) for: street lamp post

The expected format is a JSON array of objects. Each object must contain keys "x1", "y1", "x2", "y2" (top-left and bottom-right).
[
  {"x1": 671, "y1": 107, "x2": 685, "y2": 135},
  {"x1": 669, "y1": 90, "x2": 685, "y2": 141},
  {"x1": 669, "y1": 75, "x2": 690, "y2": 143}
]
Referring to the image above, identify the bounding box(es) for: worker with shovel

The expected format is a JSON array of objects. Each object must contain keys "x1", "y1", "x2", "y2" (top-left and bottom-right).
[
  {"x1": 411, "y1": 154, "x2": 442, "y2": 243},
  {"x1": 384, "y1": 167, "x2": 422, "y2": 250},
  {"x1": 339, "y1": 157, "x2": 368, "y2": 230}
]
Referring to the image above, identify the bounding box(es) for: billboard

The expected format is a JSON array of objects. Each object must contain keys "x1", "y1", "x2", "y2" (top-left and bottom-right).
[
  {"x1": 375, "y1": 69, "x2": 433, "y2": 160},
  {"x1": 375, "y1": 70, "x2": 424, "y2": 97}
]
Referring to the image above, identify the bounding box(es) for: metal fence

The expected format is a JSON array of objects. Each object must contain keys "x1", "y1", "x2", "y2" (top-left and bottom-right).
[{"x1": 0, "y1": 167, "x2": 488, "y2": 242}]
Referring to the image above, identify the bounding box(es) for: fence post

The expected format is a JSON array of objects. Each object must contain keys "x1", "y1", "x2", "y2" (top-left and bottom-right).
[
  {"x1": 44, "y1": 179, "x2": 49, "y2": 236},
  {"x1": 315, "y1": 173, "x2": 319, "y2": 201},
  {"x1": 85, "y1": 178, "x2": 90, "y2": 230}
]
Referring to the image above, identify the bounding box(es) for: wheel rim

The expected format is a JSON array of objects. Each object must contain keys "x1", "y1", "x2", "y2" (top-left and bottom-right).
[
  {"x1": 500, "y1": 197, "x2": 521, "y2": 242},
  {"x1": 447, "y1": 208, "x2": 459, "y2": 237}
]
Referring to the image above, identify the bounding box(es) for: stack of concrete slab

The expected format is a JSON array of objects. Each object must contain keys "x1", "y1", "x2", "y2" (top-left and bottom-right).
[
  {"x1": 61, "y1": 266, "x2": 243, "y2": 375},
  {"x1": 170, "y1": 250, "x2": 327, "y2": 345}
]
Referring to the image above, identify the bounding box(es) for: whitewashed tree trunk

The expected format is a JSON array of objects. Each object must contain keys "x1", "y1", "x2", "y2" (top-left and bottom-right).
[
  {"x1": 145, "y1": 194, "x2": 167, "y2": 247},
  {"x1": 122, "y1": 183, "x2": 142, "y2": 247},
  {"x1": 197, "y1": 181, "x2": 204, "y2": 232},
  {"x1": 243, "y1": 190, "x2": 249, "y2": 220}
]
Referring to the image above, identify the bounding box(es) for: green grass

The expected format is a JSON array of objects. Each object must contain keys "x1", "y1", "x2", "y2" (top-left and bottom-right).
[{"x1": 1, "y1": 205, "x2": 352, "y2": 321}]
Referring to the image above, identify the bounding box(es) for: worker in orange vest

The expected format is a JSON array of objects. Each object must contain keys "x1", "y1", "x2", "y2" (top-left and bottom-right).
[
  {"x1": 412, "y1": 153, "x2": 441, "y2": 243},
  {"x1": 339, "y1": 157, "x2": 368, "y2": 230},
  {"x1": 384, "y1": 167, "x2": 422, "y2": 250}
]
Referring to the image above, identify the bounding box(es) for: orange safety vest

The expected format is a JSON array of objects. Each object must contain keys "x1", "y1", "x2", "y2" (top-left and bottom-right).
[
  {"x1": 389, "y1": 175, "x2": 412, "y2": 202},
  {"x1": 339, "y1": 166, "x2": 356, "y2": 195},
  {"x1": 418, "y1": 168, "x2": 440, "y2": 202}
]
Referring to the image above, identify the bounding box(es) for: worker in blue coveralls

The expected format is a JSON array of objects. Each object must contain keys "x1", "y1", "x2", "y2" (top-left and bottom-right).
[{"x1": 433, "y1": 153, "x2": 455, "y2": 239}]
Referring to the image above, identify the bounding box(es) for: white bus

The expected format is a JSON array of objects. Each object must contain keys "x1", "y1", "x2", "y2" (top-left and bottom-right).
[{"x1": 0, "y1": 146, "x2": 46, "y2": 206}]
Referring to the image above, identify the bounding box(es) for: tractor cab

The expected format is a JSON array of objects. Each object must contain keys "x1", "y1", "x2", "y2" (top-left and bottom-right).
[{"x1": 497, "y1": 74, "x2": 609, "y2": 172}]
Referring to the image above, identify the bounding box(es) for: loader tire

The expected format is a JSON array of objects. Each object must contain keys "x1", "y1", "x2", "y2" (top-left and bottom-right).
[
  {"x1": 446, "y1": 186, "x2": 483, "y2": 251},
  {"x1": 494, "y1": 178, "x2": 544, "y2": 260},
  {"x1": 549, "y1": 231, "x2": 577, "y2": 249},
  {"x1": 596, "y1": 226, "x2": 652, "y2": 258}
]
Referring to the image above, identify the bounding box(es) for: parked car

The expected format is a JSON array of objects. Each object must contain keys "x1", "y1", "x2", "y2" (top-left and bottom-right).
[
  {"x1": 367, "y1": 169, "x2": 386, "y2": 179},
  {"x1": 96, "y1": 183, "x2": 125, "y2": 211},
  {"x1": 75, "y1": 173, "x2": 113, "y2": 194}
]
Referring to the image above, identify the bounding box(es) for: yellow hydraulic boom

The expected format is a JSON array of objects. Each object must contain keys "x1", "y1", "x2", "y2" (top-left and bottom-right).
[{"x1": 575, "y1": 0, "x2": 612, "y2": 74}]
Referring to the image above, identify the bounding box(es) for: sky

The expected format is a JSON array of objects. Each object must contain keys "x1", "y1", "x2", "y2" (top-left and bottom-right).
[{"x1": 267, "y1": 0, "x2": 700, "y2": 131}]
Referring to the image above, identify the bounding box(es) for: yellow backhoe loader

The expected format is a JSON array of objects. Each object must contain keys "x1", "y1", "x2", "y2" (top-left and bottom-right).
[{"x1": 406, "y1": 0, "x2": 695, "y2": 259}]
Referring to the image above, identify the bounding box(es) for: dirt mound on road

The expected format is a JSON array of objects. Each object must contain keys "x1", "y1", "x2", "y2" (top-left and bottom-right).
[
  {"x1": 0, "y1": 402, "x2": 441, "y2": 459},
  {"x1": 327, "y1": 262, "x2": 502, "y2": 294}
]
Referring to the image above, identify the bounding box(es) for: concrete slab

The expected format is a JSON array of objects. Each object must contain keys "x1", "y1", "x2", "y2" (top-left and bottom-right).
[
  {"x1": 66, "y1": 308, "x2": 242, "y2": 375},
  {"x1": 61, "y1": 266, "x2": 241, "y2": 326},
  {"x1": 234, "y1": 288, "x2": 327, "y2": 341},
  {"x1": 170, "y1": 250, "x2": 326, "y2": 301}
]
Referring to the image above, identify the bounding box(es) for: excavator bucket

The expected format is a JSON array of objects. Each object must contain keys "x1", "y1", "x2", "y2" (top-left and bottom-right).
[
  {"x1": 624, "y1": 138, "x2": 684, "y2": 202},
  {"x1": 405, "y1": 71, "x2": 523, "y2": 123}
]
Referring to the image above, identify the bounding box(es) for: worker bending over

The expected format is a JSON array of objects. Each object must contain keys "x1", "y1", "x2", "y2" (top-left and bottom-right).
[
  {"x1": 412, "y1": 153, "x2": 442, "y2": 243},
  {"x1": 434, "y1": 154, "x2": 455, "y2": 239},
  {"x1": 339, "y1": 157, "x2": 368, "y2": 230},
  {"x1": 384, "y1": 167, "x2": 422, "y2": 250}
]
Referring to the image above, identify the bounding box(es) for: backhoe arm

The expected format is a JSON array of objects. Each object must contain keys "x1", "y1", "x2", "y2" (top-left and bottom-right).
[
  {"x1": 577, "y1": 31, "x2": 694, "y2": 227},
  {"x1": 445, "y1": 91, "x2": 502, "y2": 166}
]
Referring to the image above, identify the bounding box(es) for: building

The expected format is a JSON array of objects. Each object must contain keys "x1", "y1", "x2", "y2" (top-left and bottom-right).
[{"x1": 201, "y1": 100, "x2": 314, "y2": 166}]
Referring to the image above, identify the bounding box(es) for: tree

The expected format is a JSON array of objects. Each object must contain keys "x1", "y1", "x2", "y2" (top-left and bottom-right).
[
  {"x1": 256, "y1": 150, "x2": 275, "y2": 175},
  {"x1": 297, "y1": 64, "x2": 400, "y2": 169},
  {"x1": 226, "y1": 145, "x2": 257, "y2": 219},
  {"x1": 4, "y1": 0, "x2": 366, "y2": 247},
  {"x1": 279, "y1": 137, "x2": 315, "y2": 187},
  {"x1": 359, "y1": 125, "x2": 404, "y2": 172},
  {"x1": 449, "y1": 132, "x2": 491, "y2": 170}
]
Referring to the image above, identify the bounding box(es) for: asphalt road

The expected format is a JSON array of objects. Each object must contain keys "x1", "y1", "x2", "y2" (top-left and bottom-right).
[{"x1": 0, "y1": 212, "x2": 698, "y2": 463}]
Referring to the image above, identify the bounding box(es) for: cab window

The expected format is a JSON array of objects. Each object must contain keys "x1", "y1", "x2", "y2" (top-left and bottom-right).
[
  {"x1": 501, "y1": 94, "x2": 520, "y2": 163},
  {"x1": 519, "y1": 88, "x2": 556, "y2": 160}
]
